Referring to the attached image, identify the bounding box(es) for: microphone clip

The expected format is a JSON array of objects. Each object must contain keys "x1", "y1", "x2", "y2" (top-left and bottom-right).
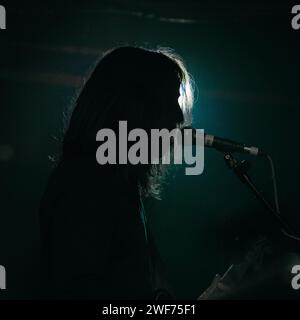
[{"x1": 224, "y1": 153, "x2": 251, "y2": 185}]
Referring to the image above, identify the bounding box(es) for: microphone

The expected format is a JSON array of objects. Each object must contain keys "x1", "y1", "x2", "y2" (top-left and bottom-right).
[{"x1": 186, "y1": 127, "x2": 265, "y2": 156}]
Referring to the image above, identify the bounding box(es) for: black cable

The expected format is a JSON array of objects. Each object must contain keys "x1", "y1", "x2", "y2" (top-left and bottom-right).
[{"x1": 265, "y1": 154, "x2": 300, "y2": 242}]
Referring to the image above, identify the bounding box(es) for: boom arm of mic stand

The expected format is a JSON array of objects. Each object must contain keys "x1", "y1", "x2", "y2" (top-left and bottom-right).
[{"x1": 223, "y1": 153, "x2": 295, "y2": 236}]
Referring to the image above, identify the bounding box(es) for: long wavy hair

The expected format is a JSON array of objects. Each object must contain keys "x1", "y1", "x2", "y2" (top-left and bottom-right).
[{"x1": 61, "y1": 46, "x2": 194, "y2": 198}]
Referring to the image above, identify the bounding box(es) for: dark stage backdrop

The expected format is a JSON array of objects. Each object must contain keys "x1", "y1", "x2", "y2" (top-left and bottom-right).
[{"x1": 0, "y1": 0, "x2": 299, "y2": 299}]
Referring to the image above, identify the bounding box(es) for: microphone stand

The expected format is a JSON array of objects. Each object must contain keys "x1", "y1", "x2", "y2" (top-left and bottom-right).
[
  {"x1": 198, "y1": 152, "x2": 300, "y2": 300},
  {"x1": 223, "y1": 153, "x2": 295, "y2": 237}
]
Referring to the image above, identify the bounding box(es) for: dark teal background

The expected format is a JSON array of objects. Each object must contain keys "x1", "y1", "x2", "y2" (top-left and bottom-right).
[{"x1": 0, "y1": 1, "x2": 299, "y2": 298}]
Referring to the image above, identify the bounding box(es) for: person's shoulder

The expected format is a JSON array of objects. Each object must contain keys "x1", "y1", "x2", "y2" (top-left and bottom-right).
[{"x1": 40, "y1": 156, "x2": 139, "y2": 218}]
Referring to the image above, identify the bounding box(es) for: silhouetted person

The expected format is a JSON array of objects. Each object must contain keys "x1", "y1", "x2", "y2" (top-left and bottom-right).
[{"x1": 39, "y1": 46, "x2": 193, "y2": 299}]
